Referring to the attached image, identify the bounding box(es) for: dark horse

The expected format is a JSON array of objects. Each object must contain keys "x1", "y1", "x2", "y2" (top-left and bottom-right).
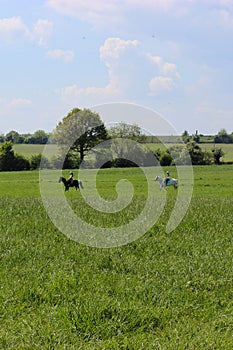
[{"x1": 58, "y1": 177, "x2": 83, "y2": 191}]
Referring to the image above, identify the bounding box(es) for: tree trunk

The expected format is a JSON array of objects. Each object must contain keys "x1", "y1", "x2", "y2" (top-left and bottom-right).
[{"x1": 80, "y1": 146, "x2": 84, "y2": 162}]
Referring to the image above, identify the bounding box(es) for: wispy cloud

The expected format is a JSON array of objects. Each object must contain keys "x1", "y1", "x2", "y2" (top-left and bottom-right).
[
  {"x1": 46, "y1": 49, "x2": 74, "y2": 62},
  {"x1": 147, "y1": 54, "x2": 180, "y2": 77},
  {"x1": 0, "y1": 16, "x2": 53, "y2": 46},
  {"x1": 33, "y1": 19, "x2": 53, "y2": 47},
  {"x1": 46, "y1": 0, "x2": 191, "y2": 29},
  {"x1": 46, "y1": 0, "x2": 121, "y2": 27},
  {"x1": 149, "y1": 76, "x2": 175, "y2": 95},
  {"x1": 0, "y1": 97, "x2": 32, "y2": 116},
  {"x1": 9, "y1": 98, "x2": 32, "y2": 108},
  {"x1": 0, "y1": 16, "x2": 31, "y2": 41},
  {"x1": 61, "y1": 37, "x2": 180, "y2": 106}
]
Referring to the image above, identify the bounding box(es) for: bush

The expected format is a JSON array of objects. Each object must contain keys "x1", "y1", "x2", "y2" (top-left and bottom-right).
[
  {"x1": 112, "y1": 158, "x2": 138, "y2": 168},
  {"x1": 212, "y1": 148, "x2": 224, "y2": 165},
  {"x1": 13, "y1": 154, "x2": 30, "y2": 170},
  {"x1": 160, "y1": 151, "x2": 172, "y2": 166},
  {"x1": 0, "y1": 141, "x2": 15, "y2": 171},
  {"x1": 30, "y1": 154, "x2": 50, "y2": 169},
  {"x1": 0, "y1": 142, "x2": 31, "y2": 171}
]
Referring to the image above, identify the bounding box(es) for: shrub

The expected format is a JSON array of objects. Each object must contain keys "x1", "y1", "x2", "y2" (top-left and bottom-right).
[
  {"x1": 160, "y1": 151, "x2": 172, "y2": 166},
  {"x1": 30, "y1": 154, "x2": 50, "y2": 169},
  {"x1": 13, "y1": 154, "x2": 30, "y2": 170}
]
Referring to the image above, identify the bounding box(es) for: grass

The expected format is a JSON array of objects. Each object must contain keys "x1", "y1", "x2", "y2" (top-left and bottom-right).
[
  {"x1": 13, "y1": 144, "x2": 58, "y2": 159},
  {"x1": 200, "y1": 143, "x2": 233, "y2": 162},
  {"x1": 0, "y1": 166, "x2": 233, "y2": 349},
  {"x1": 10, "y1": 142, "x2": 233, "y2": 163},
  {"x1": 145, "y1": 143, "x2": 233, "y2": 163}
]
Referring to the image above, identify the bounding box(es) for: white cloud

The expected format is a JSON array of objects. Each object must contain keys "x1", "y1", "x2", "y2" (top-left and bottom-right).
[
  {"x1": 61, "y1": 83, "x2": 120, "y2": 107},
  {"x1": 0, "y1": 16, "x2": 31, "y2": 41},
  {"x1": 33, "y1": 19, "x2": 53, "y2": 47},
  {"x1": 0, "y1": 98, "x2": 32, "y2": 117},
  {"x1": 162, "y1": 62, "x2": 180, "y2": 77},
  {"x1": 61, "y1": 37, "x2": 180, "y2": 107},
  {"x1": 126, "y1": 0, "x2": 185, "y2": 12},
  {"x1": 46, "y1": 0, "x2": 121, "y2": 27},
  {"x1": 147, "y1": 53, "x2": 180, "y2": 94},
  {"x1": 46, "y1": 49, "x2": 74, "y2": 62},
  {"x1": 100, "y1": 37, "x2": 140, "y2": 62},
  {"x1": 60, "y1": 37, "x2": 143, "y2": 106},
  {"x1": 46, "y1": 0, "x2": 192, "y2": 27},
  {"x1": 149, "y1": 76, "x2": 175, "y2": 95},
  {"x1": 0, "y1": 16, "x2": 53, "y2": 46},
  {"x1": 9, "y1": 98, "x2": 32, "y2": 107},
  {"x1": 147, "y1": 53, "x2": 180, "y2": 77}
]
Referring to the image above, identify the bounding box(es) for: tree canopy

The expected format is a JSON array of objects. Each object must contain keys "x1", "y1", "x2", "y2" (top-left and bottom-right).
[
  {"x1": 54, "y1": 108, "x2": 108, "y2": 163},
  {"x1": 108, "y1": 122, "x2": 142, "y2": 139},
  {"x1": 0, "y1": 141, "x2": 30, "y2": 171}
]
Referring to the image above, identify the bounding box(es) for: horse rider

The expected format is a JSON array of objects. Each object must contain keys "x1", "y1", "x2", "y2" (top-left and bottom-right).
[
  {"x1": 165, "y1": 171, "x2": 170, "y2": 186},
  {"x1": 67, "y1": 171, "x2": 74, "y2": 186}
]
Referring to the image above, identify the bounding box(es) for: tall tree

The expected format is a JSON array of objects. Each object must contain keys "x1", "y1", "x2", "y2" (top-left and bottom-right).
[
  {"x1": 214, "y1": 129, "x2": 229, "y2": 143},
  {"x1": 186, "y1": 141, "x2": 206, "y2": 165},
  {"x1": 5, "y1": 130, "x2": 20, "y2": 143},
  {"x1": 182, "y1": 130, "x2": 190, "y2": 143},
  {"x1": 0, "y1": 141, "x2": 15, "y2": 170},
  {"x1": 212, "y1": 147, "x2": 224, "y2": 164},
  {"x1": 31, "y1": 130, "x2": 48, "y2": 144},
  {"x1": 108, "y1": 122, "x2": 141, "y2": 139},
  {"x1": 54, "y1": 108, "x2": 108, "y2": 163}
]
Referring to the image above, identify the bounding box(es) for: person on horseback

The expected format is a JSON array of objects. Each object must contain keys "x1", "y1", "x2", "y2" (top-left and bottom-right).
[
  {"x1": 67, "y1": 171, "x2": 74, "y2": 186},
  {"x1": 165, "y1": 171, "x2": 170, "y2": 186}
]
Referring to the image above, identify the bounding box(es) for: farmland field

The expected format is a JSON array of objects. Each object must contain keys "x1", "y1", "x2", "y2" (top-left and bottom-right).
[
  {"x1": 145, "y1": 143, "x2": 233, "y2": 163},
  {"x1": 0, "y1": 166, "x2": 233, "y2": 349},
  {"x1": 11, "y1": 142, "x2": 233, "y2": 163},
  {"x1": 197, "y1": 143, "x2": 233, "y2": 163},
  {"x1": 12, "y1": 144, "x2": 58, "y2": 159}
]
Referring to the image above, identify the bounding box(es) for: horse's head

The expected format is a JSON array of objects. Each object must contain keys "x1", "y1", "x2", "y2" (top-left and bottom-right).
[
  {"x1": 58, "y1": 177, "x2": 62, "y2": 183},
  {"x1": 155, "y1": 176, "x2": 159, "y2": 181}
]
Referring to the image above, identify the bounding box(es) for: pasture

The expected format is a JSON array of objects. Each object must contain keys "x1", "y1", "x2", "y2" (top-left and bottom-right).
[
  {"x1": 13, "y1": 144, "x2": 58, "y2": 159},
  {"x1": 146, "y1": 143, "x2": 233, "y2": 163},
  {"x1": 12, "y1": 143, "x2": 233, "y2": 163},
  {"x1": 0, "y1": 165, "x2": 233, "y2": 349}
]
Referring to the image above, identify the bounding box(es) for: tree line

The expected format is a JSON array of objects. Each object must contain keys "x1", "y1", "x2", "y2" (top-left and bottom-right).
[
  {"x1": 0, "y1": 130, "x2": 52, "y2": 144},
  {"x1": 1, "y1": 126, "x2": 233, "y2": 146},
  {"x1": 0, "y1": 108, "x2": 231, "y2": 171},
  {"x1": 182, "y1": 129, "x2": 233, "y2": 144}
]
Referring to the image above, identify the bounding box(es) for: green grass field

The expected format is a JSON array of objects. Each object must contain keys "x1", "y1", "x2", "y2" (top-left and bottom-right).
[
  {"x1": 12, "y1": 143, "x2": 233, "y2": 163},
  {"x1": 199, "y1": 143, "x2": 233, "y2": 163},
  {"x1": 145, "y1": 143, "x2": 233, "y2": 163},
  {"x1": 13, "y1": 144, "x2": 58, "y2": 159},
  {"x1": 0, "y1": 166, "x2": 233, "y2": 349}
]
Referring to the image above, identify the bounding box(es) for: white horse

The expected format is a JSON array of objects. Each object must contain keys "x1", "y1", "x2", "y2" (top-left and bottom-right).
[{"x1": 155, "y1": 175, "x2": 178, "y2": 189}]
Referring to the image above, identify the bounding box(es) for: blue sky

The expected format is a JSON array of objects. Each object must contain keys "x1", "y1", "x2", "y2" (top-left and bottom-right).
[{"x1": 0, "y1": 0, "x2": 233, "y2": 135}]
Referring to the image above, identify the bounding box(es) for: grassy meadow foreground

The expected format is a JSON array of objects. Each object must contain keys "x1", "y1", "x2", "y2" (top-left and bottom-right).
[{"x1": 0, "y1": 166, "x2": 233, "y2": 349}]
